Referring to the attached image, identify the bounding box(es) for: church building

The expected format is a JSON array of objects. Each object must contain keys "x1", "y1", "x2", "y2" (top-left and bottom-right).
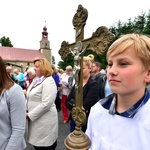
[{"x1": 0, "y1": 25, "x2": 51, "y2": 72}]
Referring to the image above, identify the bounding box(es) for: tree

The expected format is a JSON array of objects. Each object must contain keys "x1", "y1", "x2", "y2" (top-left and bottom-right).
[
  {"x1": 57, "y1": 54, "x2": 74, "y2": 70},
  {"x1": 132, "y1": 11, "x2": 146, "y2": 33},
  {"x1": 0, "y1": 36, "x2": 13, "y2": 47},
  {"x1": 143, "y1": 10, "x2": 150, "y2": 35}
]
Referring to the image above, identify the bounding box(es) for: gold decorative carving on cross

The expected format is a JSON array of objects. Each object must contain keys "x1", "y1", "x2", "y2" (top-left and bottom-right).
[{"x1": 59, "y1": 27, "x2": 115, "y2": 61}]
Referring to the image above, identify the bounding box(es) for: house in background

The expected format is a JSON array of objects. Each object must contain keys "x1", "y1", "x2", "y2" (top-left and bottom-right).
[{"x1": 0, "y1": 25, "x2": 51, "y2": 72}]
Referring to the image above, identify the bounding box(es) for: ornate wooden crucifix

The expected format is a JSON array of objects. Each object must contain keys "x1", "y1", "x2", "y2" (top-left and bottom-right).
[{"x1": 59, "y1": 4, "x2": 115, "y2": 150}]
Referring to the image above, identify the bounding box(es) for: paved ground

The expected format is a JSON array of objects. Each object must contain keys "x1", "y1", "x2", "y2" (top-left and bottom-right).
[{"x1": 25, "y1": 110, "x2": 70, "y2": 150}]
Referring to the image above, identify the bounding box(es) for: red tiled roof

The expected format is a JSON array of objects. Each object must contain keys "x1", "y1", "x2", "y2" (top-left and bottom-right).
[{"x1": 0, "y1": 46, "x2": 46, "y2": 62}]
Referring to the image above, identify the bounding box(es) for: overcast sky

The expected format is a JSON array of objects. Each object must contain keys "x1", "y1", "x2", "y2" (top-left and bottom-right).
[{"x1": 0, "y1": 0, "x2": 150, "y2": 64}]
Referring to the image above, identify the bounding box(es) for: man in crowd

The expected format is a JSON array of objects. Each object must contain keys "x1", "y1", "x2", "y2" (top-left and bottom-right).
[{"x1": 92, "y1": 61, "x2": 107, "y2": 99}]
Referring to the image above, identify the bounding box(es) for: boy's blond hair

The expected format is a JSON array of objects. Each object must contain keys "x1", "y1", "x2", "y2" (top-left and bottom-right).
[{"x1": 107, "y1": 34, "x2": 150, "y2": 70}]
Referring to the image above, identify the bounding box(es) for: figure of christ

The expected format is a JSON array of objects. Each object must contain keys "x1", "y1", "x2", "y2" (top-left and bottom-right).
[{"x1": 70, "y1": 42, "x2": 90, "y2": 91}]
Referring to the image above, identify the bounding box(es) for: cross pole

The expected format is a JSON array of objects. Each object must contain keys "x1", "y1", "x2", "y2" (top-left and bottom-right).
[{"x1": 59, "y1": 4, "x2": 115, "y2": 150}]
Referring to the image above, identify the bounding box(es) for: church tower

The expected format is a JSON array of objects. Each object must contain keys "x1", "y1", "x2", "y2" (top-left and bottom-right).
[{"x1": 40, "y1": 24, "x2": 51, "y2": 63}]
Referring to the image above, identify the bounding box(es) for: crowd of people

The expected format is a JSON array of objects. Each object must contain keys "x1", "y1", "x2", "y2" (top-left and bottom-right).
[{"x1": 1, "y1": 33, "x2": 150, "y2": 150}]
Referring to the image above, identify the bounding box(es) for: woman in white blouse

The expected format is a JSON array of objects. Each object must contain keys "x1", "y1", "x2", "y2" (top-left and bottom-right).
[{"x1": 26, "y1": 58, "x2": 58, "y2": 150}]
